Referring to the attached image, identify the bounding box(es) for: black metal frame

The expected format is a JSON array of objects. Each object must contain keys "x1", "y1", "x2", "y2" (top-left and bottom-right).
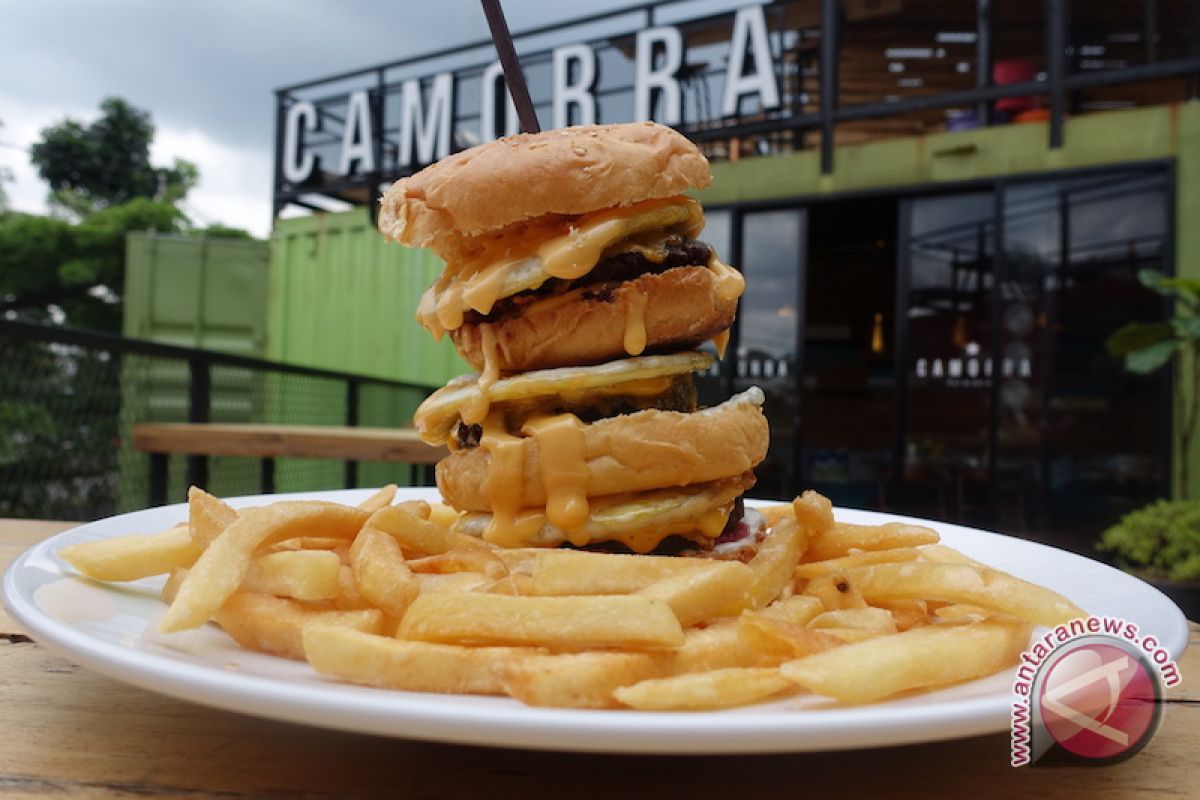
[
  {"x1": 0, "y1": 320, "x2": 438, "y2": 506},
  {"x1": 712, "y1": 157, "x2": 1176, "y2": 518},
  {"x1": 274, "y1": 0, "x2": 1200, "y2": 215}
]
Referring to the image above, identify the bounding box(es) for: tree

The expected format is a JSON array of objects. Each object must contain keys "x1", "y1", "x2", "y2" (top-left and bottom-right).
[
  {"x1": 0, "y1": 199, "x2": 186, "y2": 329},
  {"x1": 30, "y1": 97, "x2": 197, "y2": 216}
]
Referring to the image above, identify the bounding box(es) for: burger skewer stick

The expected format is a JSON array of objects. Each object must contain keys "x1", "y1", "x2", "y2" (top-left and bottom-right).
[{"x1": 480, "y1": 0, "x2": 541, "y2": 134}]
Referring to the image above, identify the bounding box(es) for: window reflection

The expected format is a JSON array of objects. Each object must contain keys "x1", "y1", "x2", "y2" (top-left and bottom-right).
[{"x1": 735, "y1": 210, "x2": 802, "y2": 499}]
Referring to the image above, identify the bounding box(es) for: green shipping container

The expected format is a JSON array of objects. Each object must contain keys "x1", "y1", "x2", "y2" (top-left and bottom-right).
[
  {"x1": 266, "y1": 210, "x2": 464, "y2": 491},
  {"x1": 120, "y1": 233, "x2": 272, "y2": 508},
  {"x1": 268, "y1": 210, "x2": 464, "y2": 385}
]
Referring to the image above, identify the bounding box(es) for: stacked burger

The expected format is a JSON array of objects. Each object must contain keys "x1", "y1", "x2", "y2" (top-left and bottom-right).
[{"x1": 379, "y1": 122, "x2": 770, "y2": 557}]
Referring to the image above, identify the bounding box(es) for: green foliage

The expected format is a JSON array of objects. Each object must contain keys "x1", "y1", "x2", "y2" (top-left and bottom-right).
[
  {"x1": 1100, "y1": 500, "x2": 1200, "y2": 581},
  {"x1": 30, "y1": 97, "x2": 198, "y2": 216},
  {"x1": 0, "y1": 199, "x2": 185, "y2": 329},
  {"x1": 1106, "y1": 270, "x2": 1200, "y2": 374},
  {"x1": 1106, "y1": 268, "x2": 1200, "y2": 499},
  {"x1": 197, "y1": 223, "x2": 253, "y2": 239}
]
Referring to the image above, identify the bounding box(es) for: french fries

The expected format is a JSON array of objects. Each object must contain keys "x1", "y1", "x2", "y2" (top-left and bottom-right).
[
  {"x1": 242, "y1": 550, "x2": 340, "y2": 601},
  {"x1": 62, "y1": 485, "x2": 1086, "y2": 712},
  {"x1": 61, "y1": 525, "x2": 200, "y2": 581},
  {"x1": 187, "y1": 487, "x2": 238, "y2": 549},
  {"x1": 159, "y1": 502, "x2": 368, "y2": 632},
  {"x1": 637, "y1": 560, "x2": 754, "y2": 626},
  {"x1": 779, "y1": 619, "x2": 1033, "y2": 704},
  {"x1": 347, "y1": 528, "x2": 419, "y2": 618},
  {"x1": 214, "y1": 593, "x2": 384, "y2": 661},
  {"x1": 397, "y1": 593, "x2": 685, "y2": 649},
  {"x1": 305, "y1": 625, "x2": 519, "y2": 695},
  {"x1": 498, "y1": 651, "x2": 663, "y2": 708},
  {"x1": 839, "y1": 562, "x2": 1085, "y2": 628},
  {"x1": 803, "y1": 521, "x2": 940, "y2": 563},
  {"x1": 615, "y1": 667, "x2": 794, "y2": 710}
]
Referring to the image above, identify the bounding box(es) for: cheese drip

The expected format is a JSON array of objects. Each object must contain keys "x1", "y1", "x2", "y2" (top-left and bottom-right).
[
  {"x1": 460, "y1": 324, "x2": 499, "y2": 425},
  {"x1": 523, "y1": 413, "x2": 590, "y2": 534},
  {"x1": 623, "y1": 290, "x2": 648, "y2": 356},
  {"x1": 480, "y1": 411, "x2": 538, "y2": 548},
  {"x1": 458, "y1": 500, "x2": 735, "y2": 553},
  {"x1": 711, "y1": 329, "x2": 731, "y2": 359},
  {"x1": 416, "y1": 196, "x2": 703, "y2": 337},
  {"x1": 709, "y1": 257, "x2": 745, "y2": 302}
]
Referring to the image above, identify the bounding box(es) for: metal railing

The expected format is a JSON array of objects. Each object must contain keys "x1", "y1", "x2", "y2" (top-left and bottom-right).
[{"x1": 0, "y1": 319, "x2": 437, "y2": 520}]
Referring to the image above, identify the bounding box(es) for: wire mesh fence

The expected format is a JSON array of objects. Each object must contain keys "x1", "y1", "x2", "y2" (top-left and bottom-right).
[{"x1": 0, "y1": 320, "x2": 434, "y2": 521}]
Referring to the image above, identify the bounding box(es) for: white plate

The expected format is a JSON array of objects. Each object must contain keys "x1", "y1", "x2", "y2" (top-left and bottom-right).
[{"x1": 3, "y1": 488, "x2": 1189, "y2": 754}]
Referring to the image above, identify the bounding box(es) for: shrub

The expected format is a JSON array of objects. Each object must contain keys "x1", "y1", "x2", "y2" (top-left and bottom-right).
[{"x1": 1099, "y1": 500, "x2": 1200, "y2": 581}]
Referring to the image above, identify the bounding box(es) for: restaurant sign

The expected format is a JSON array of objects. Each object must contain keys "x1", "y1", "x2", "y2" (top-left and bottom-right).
[{"x1": 273, "y1": 1, "x2": 801, "y2": 215}]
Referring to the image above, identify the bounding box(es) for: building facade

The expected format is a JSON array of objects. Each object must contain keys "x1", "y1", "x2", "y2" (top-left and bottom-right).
[{"x1": 270, "y1": 0, "x2": 1200, "y2": 552}]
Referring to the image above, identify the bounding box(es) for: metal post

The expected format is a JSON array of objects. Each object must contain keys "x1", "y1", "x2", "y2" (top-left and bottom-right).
[
  {"x1": 819, "y1": 0, "x2": 840, "y2": 175},
  {"x1": 976, "y1": 0, "x2": 993, "y2": 125},
  {"x1": 1190, "y1": 0, "x2": 1200, "y2": 99},
  {"x1": 724, "y1": 209, "x2": 745, "y2": 399},
  {"x1": 987, "y1": 187, "x2": 1005, "y2": 525},
  {"x1": 790, "y1": 210, "x2": 810, "y2": 495},
  {"x1": 892, "y1": 200, "x2": 913, "y2": 507},
  {"x1": 1046, "y1": 0, "x2": 1067, "y2": 149},
  {"x1": 260, "y1": 458, "x2": 276, "y2": 495},
  {"x1": 368, "y1": 70, "x2": 386, "y2": 227},
  {"x1": 272, "y1": 91, "x2": 287, "y2": 218},
  {"x1": 186, "y1": 359, "x2": 211, "y2": 492},
  {"x1": 148, "y1": 453, "x2": 168, "y2": 507},
  {"x1": 345, "y1": 379, "x2": 360, "y2": 489},
  {"x1": 1145, "y1": 0, "x2": 1159, "y2": 63}
]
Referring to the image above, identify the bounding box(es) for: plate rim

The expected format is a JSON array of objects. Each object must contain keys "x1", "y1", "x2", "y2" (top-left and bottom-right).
[{"x1": 3, "y1": 488, "x2": 1190, "y2": 754}]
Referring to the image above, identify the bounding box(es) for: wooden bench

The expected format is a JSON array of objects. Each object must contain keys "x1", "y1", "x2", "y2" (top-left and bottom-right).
[{"x1": 132, "y1": 423, "x2": 447, "y2": 506}]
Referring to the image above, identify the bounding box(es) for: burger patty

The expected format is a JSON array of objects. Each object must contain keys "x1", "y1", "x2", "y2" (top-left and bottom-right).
[
  {"x1": 453, "y1": 375, "x2": 698, "y2": 449},
  {"x1": 463, "y1": 237, "x2": 713, "y2": 326}
]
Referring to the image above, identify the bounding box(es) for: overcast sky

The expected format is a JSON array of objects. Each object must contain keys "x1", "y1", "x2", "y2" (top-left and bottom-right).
[{"x1": 0, "y1": 0, "x2": 670, "y2": 237}]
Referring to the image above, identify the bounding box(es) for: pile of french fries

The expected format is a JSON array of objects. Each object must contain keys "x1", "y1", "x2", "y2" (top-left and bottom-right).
[{"x1": 58, "y1": 486, "x2": 1085, "y2": 710}]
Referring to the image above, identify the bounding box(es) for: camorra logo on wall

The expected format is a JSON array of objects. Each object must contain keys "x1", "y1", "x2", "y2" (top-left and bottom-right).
[{"x1": 273, "y1": 2, "x2": 802, "y2": 215}]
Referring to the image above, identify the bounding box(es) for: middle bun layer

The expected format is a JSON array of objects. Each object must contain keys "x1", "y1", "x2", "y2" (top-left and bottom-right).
[
  {"x1": 437, "y1": 388, "x2": 768, "y2": 512},
  {"x1": 450, "y1": 265, "x2": 737, "y2": 372}
]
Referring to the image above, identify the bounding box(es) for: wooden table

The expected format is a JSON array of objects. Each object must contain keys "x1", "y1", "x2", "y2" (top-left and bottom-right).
[
  {"x1": 2, "y1": 519, "x2": 1197, "y2": 799},
  {"x1": 133, "y1": 423, "x2": 447, "y2": 505}
]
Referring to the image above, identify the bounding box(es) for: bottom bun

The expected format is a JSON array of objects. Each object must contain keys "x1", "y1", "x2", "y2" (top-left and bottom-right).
[{"x1": 451, "y1": 266, "x2": 737, "y2": 372}]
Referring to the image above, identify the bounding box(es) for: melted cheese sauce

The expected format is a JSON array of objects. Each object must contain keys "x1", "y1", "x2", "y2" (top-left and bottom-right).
[
  {"x1": 416, "y1": 196, "x2": 702, "y2": 336},
  {"x1": 523, "y1": 413, "x2": 590, "y2": 533},
  {"x1": 480, "y1": 411, "x2": 530, "y2": 548},
  {"x1": 709, "y1": 257, "x2": 745, "y2": 303},
  {"x1": 711, "y1": 329, "x2": 731, "y2": 359},
  {"x1": 460, "y1": 324, "x2": 499, "y2": 425},
  {"x1": 623, "y1": 290, "x2": 648, "y2": 356}
]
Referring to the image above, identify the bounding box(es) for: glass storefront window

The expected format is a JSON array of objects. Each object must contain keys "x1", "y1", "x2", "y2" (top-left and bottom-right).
[
  {"x1": 736, "y1": 209, "x2": 803, "y2": 499},
  {"x1": 1001, "y1": 171, "x2": 1167, "y2": 549}
]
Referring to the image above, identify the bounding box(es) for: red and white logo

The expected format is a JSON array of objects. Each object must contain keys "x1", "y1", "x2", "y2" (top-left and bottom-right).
[
  {"x1": 1010, "y1": 617, "x2": 1179, "y2": 766},
  {"x1": 1038, "y1": 642, "x2": 1159, "y2": 760}
]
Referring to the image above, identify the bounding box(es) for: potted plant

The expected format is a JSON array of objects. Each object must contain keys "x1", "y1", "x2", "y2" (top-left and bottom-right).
[
  {"x1": 1099, "y1": 500, "x2": 1200, "y2": 618},
  {"x1": 1104, "y1": 269, "x2": 1200, "y2": 617}
]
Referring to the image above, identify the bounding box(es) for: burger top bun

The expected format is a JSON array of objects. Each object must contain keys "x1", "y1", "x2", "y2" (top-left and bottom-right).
[{"x1": 378, "y1": 122, "x2": 711, "y2": 258}]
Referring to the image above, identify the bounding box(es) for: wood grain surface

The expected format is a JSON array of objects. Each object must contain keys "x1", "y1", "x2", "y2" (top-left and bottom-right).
[
  {"x1": 2, "y1": 519, "x2": 1196, "y2": 800},
  {"x1": 132, "y1": 423, "x2": 447, "y2": 463}
]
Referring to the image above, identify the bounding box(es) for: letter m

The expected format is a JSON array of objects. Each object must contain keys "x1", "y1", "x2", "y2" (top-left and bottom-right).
[{"x1": 400, "y1": 73, "x2": 454, "y2": 167}]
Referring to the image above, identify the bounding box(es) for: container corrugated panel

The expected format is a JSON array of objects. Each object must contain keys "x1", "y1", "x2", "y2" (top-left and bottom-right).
[
  {"x1": 267, "y1": 210, "x2": 460, "y2": 492},
  {"x1": 120, "y1": 233, "x2": 272, "y2": 509},
  {"x1": 268, "y1": 210, "x2": 465, "y2": 385}
]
